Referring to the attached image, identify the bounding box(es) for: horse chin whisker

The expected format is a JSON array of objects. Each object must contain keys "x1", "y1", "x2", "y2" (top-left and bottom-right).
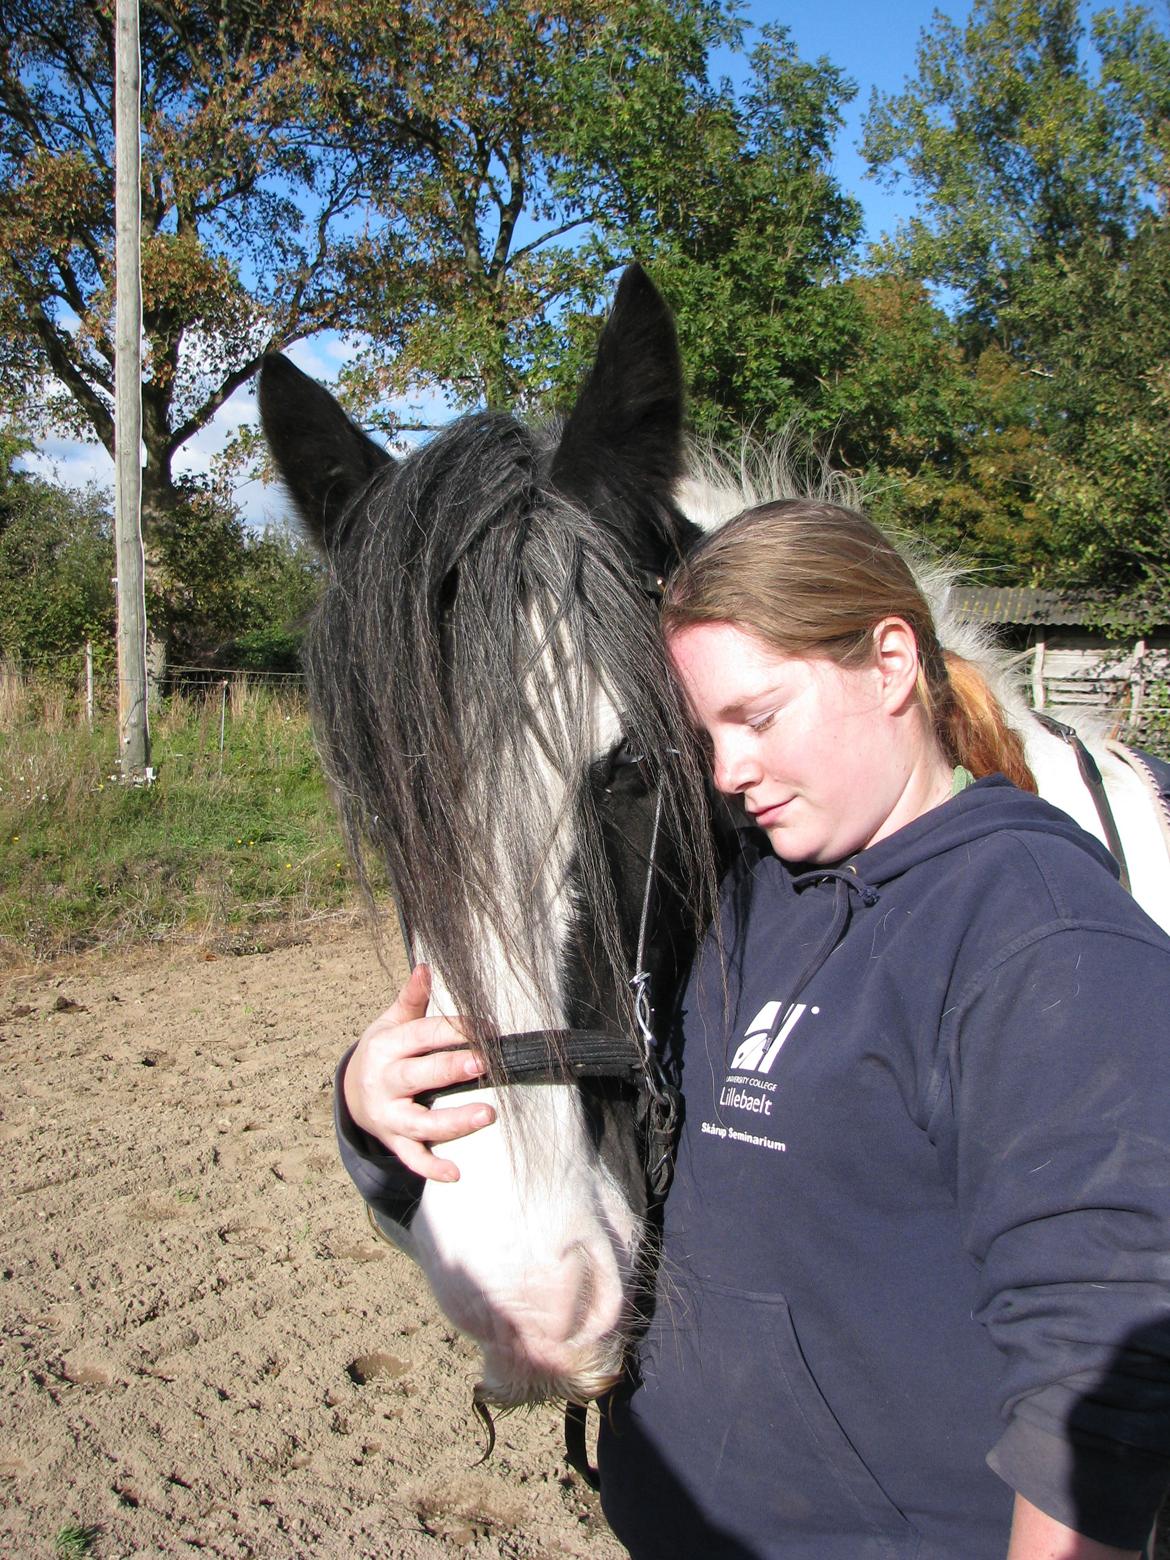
[
  {"x1": 473, "y1": 1356, "x2": 625, "y2": 1411},
  {"x1": 471, "y1": 1395, "x2": 497, "y2": 1467}
]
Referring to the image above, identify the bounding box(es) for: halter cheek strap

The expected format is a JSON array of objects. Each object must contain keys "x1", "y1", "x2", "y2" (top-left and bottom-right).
[{"x1": 1032, "y1": 712, "x2": 1131, "y2": 892}]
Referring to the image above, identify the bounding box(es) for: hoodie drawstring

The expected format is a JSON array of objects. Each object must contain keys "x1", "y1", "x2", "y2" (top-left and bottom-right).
[{"x1": 763, "y1": 870, "x2": 880, "y2": 1047}]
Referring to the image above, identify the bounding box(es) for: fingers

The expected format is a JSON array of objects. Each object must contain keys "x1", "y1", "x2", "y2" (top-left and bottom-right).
[
  {"x1": 344, "y1": 965, "x2": 495, "y2": 1182},
  {"x1": 393, "y1": 1039, "x2": 487, "y2": 1098},
  {"x1": 389, "y1": 1099, "x2": 496, "y2": 1181},
  {"x1": 385, "y1": 961, "x2": 432, "y2": 1026}
]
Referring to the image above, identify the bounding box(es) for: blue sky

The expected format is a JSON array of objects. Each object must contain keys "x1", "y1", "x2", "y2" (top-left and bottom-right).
[
  {"x1": 735, "y1": 0, "x2": 971, "y2": 245},
  {"x1": 25, "y1": 0, "x2": 969, "y2": 523}
]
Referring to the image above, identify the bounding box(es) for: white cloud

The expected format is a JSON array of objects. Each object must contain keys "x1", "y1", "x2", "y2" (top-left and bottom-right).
[
  {"x1": 20, "y1": 438, "x2": 113, "y2": 495},
  {"x1": 21, "y1": 329, "x2": 464, "y2": 531}
]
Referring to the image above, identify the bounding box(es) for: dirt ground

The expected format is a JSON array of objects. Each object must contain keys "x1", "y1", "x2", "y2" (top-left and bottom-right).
[
  {"x1": 5, "y1": 924, "x2": 1166, "y2": 1560},
  {"x1": 0, "y1": 922, "x2": 627, "y2": 1560}
]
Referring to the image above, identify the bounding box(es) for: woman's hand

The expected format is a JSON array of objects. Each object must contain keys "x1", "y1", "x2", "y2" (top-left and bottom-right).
[{"x1": 342, "y1": 964, "x2": 495, "y2": 1182}]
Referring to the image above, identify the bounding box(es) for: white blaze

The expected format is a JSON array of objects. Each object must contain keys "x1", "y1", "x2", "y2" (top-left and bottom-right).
[{"x1": 406, "y1": 617, "x2": 641, "y2": 1404}]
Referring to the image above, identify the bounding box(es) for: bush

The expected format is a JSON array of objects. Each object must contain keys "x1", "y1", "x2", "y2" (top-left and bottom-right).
[{"x1": 0, "y1": 461, "x2": 115, "y2": 672}]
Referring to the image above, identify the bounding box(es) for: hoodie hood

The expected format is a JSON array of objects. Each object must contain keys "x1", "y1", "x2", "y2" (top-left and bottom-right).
[
  {"x1": 755, "y1": 774, "x2": 1121, "y2": 1048},
  {"x1": 839, "y1": 772, "x2": 1119, "y2": 890}
]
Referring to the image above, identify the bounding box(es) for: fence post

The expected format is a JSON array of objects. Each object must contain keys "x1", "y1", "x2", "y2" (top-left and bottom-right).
[
  {"x1": 1131, "y1": 638, "x2": 1147, "y2": 734},
  {"x1": 85, "y1": 641, "x2": 94, "y2": 729},
  {"x1": 218, "y1": 679, "x2": 229, "y2": 774},
  {"x1": 1030, "y1": 636, "x2": 1046, "y2": 711}
]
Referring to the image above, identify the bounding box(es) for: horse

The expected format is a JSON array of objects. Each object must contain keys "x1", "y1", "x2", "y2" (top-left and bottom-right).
[
  {"x1": 259, "y1": 263, "x2": 1170, "y2": 1417},
  {"x1": 259, "y1": 265, "x2": 731, "y2": 1410}
]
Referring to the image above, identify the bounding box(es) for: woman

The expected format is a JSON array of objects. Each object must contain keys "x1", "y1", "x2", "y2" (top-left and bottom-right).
[{"x1": 339, "y1": 500, "x2": 1170, "y2": 1558}]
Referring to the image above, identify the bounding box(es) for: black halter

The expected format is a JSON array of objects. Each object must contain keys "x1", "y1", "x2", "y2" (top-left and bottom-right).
[
  {"x1": 1032, "y1": 711, "x2": 1131, "y2": 891},
  {"x1": 405, "y1": 775, "x2": 682, "y2": 1201}
]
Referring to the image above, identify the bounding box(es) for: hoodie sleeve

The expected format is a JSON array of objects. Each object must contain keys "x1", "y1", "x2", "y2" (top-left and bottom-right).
[
  {"x1": 935, "y1": 921, "x2": 1170, "y2": 1549},
  {"x1": 334, "y1": 1045, "x2": 425, "y2": 1229}
]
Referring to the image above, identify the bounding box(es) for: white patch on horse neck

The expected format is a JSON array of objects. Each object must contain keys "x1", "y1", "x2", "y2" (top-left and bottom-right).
[
  {"x1": 1023, "y1": 721, "x2": 1170, "y2": 925},
  {"x1": 675, "y1": 437, "x2": 866, "y2": 535},
  {"x1": 410, "y1": 603, "x2": 638, "y2": 1403}
]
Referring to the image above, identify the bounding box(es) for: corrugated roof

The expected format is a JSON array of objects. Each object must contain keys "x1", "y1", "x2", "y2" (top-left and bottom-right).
[{"x1": 951, "y1": 587, "x2": 1100, "y2": 626}]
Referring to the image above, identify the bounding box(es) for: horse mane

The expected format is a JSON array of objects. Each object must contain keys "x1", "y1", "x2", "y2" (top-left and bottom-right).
[{"x1": 305, "y1": 410, "x2": 717, "y2": 1057}]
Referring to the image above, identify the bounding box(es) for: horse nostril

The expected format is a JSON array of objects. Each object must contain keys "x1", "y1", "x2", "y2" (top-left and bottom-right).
[{"x1": 561, "y1": 1241, "x2": 596, "y2": 1339}]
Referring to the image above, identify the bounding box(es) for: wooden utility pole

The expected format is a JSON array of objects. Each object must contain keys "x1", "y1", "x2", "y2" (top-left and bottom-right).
[{"x1": 114, "y1": 0, "x2": 151, "y2": 779}]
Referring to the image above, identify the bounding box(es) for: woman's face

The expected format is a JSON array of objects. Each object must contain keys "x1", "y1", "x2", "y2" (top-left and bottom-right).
[{"x1": 667, "y1": 621, "x2": 940, "y2": 865}]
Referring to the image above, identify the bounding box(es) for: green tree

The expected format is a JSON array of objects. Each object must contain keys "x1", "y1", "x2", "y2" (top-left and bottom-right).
[
  {"x1": 862, "y1": 0, "x2": 1167, "y2": 332},
  {"x1": 862, "y1": 0, "x2": 1170, "y2": 599},
  {"x1": 0, "y1": 461, "x2": 114, "y2": 669},
  {"x1": 1020, "y1": 217, "x2": 1170, "y2": 606},
  {"x1": 286, "y1": 0, "x2": 743, "y2": 421},
  {"x1": 818, "y1": 276, "x2": 1051, "y2": 578},
  {"x1": 614, "y1": 25, "x2": 864, "y2": 443},
  {"x1": 148, "y1": 482, "x2": 320, "y2": 665},
  {"x1": 0, "y1": 0, "x2": 365, "y2": 535}
]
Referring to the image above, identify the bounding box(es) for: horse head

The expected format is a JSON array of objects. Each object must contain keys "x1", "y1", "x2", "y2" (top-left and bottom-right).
[{"x1": 259, "y1": 266, "x2": 726, "y2": 1406}]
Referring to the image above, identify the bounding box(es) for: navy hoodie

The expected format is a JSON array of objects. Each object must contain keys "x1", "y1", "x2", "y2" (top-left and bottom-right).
[{"x1": 597, "y1": 777, "x2": 1170, "y2": 1558}]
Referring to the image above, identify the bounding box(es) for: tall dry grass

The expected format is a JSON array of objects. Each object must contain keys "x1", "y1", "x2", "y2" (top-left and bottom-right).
[{"x1": 0, "y1": 668, "x2": 368, "y2": 968}]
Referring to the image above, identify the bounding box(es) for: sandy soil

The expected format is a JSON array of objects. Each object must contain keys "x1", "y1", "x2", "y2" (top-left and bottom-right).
[{"x1": 0, "y1": 924, "x2": 626, "y2": 1560}]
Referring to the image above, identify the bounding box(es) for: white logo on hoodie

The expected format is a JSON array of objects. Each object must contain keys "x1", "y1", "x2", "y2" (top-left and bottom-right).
[{"x1": 730, "y1": 1000, "x2": 817, "y2": 1074}]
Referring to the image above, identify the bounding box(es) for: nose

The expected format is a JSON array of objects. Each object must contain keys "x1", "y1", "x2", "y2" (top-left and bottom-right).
[
  {"x1": 506, "y1": 1240, "x2": 623, "y2": 1363},
  {"x1": 711, "y1": 733, "x2": 759, "y2": 795},
  {"x1": 439, "y1": 1239, "x2": 629, "y2": 1400}
]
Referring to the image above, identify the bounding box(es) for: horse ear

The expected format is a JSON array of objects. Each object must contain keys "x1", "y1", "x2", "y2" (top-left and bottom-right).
[
  {"x1": 258, "y1": 353, "x2": 393, "y2": 548},
  {"x1": 551, "y1": 264, "x2": 684, "y2": 511}
]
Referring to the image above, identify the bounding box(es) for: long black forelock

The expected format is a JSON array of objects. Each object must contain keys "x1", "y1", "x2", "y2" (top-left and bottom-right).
[{"x1": 303, "y1": 410, "x2": 717, "y2": 1071}]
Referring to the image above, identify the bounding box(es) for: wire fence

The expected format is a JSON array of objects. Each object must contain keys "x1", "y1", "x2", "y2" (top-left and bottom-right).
[
  {"x1": 0, "y1": 654, "x2": 311, "y2": 772},
  {"x1": 0, "y1": 654, "x2": 308, "y2": 719},
  {"x1": 3, "y1": 647, "x2": 1168, "y2": 755}
]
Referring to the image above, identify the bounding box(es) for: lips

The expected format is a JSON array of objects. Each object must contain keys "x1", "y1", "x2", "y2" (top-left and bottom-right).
[{"x1": 749, "y1": 798, "x2": 792, "y2": 827}]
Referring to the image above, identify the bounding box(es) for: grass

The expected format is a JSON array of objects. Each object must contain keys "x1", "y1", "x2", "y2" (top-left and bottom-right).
[
  {"x1": 0, "y1": 674, "x2": 370, "y2": 967},
  {"x1": 52, "y1": 1526, "x2": 100, "y2": 1558}
]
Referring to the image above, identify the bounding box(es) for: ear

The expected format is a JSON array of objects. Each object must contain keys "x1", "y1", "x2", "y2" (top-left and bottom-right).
[
  {"x1": 872, "y1": 617, "x2": 922, "y2": 713},
  {"x1": 258, "y1": 353, "x2": 393, "y2": 548},
  {"x1": 550, "y1": 264, "x2": 684, "y2": 513}
]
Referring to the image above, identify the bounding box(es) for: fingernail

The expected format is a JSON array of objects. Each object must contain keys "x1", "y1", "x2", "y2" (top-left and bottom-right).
[
  {"x1": 471, "y1": 1107, "x2": 493, "y2": 1127},
  {"x1": 462, "y1": 1055, "x2": 482, "y2": 1077}
]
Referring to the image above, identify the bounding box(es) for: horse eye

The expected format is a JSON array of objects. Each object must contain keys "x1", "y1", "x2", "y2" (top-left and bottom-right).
[{"x1": 600, "y1": 739, "x2": 648, "y2": 794}]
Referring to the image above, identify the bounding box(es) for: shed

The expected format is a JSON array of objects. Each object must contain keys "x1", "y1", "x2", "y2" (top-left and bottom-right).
[{"x1": 950, "y1": 587, "x2": 1170, "y2": 744}]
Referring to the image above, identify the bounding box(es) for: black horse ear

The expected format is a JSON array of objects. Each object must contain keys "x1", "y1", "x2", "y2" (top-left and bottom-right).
[
  {"x1": 551, "y1": 264, "x2": 684, "y2": 511},
  {"x1": 258, "y1": 353, "x2": 393, "y2": 548}
]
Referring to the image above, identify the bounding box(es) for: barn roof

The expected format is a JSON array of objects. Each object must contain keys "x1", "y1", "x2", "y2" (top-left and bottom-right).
[{"x1": 951, "y1": 587, "x2": 1104, "y2": 626}]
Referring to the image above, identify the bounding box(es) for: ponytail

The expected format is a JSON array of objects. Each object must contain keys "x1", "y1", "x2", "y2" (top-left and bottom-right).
[{"x1": 930, "y1": 652, "x2": 1036, "y2": 793}]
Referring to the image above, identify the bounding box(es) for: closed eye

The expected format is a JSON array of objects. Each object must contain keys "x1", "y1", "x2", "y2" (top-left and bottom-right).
[{"x1": 748, "y1": 709, "x2": 779, "y2": 733}]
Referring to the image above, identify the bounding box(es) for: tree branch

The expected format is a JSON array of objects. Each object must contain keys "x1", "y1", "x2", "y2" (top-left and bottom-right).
[{"x1": 25, "y1": 296, "x2": 115, "y2": 451}]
